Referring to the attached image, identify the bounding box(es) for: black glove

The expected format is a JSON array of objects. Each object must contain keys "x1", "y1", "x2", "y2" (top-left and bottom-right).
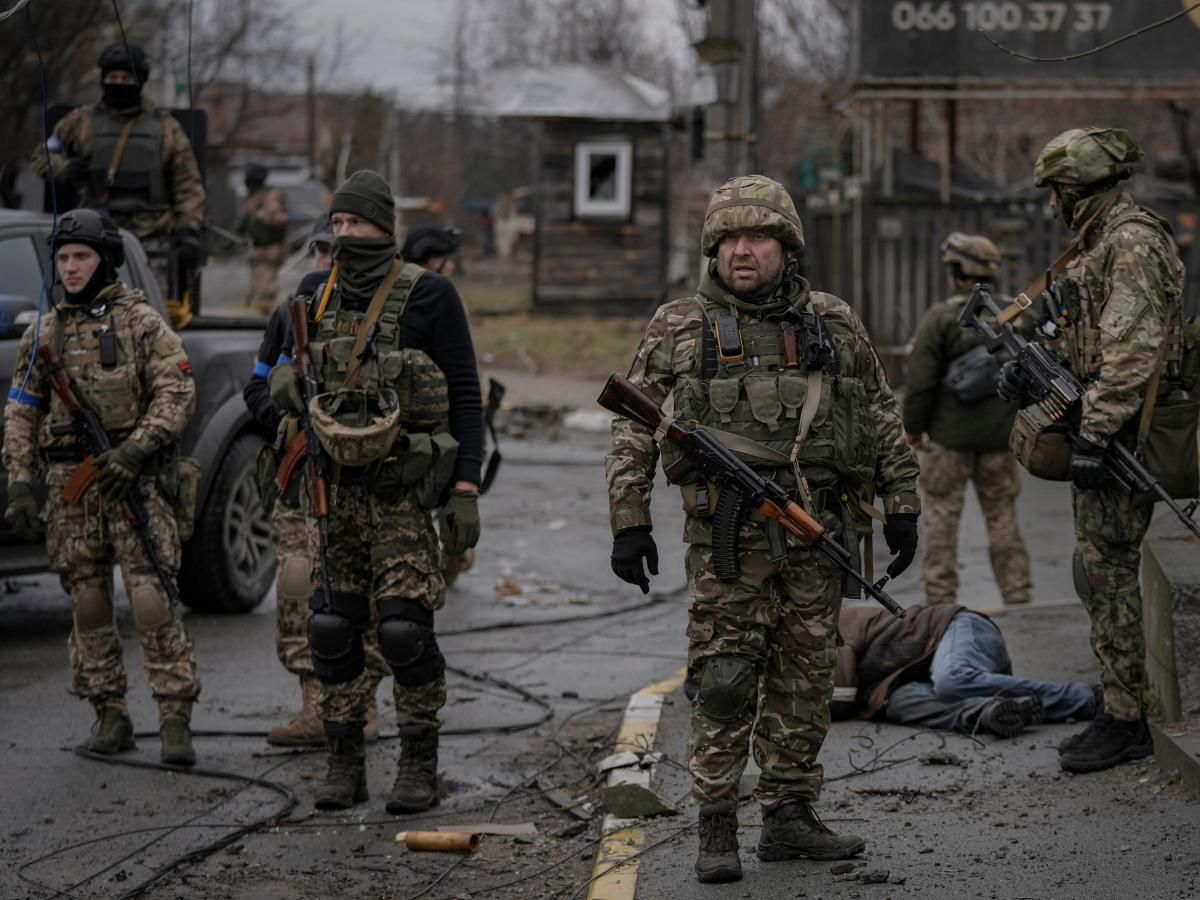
[
  {"x1": 883, "y1": 513, "x2": 919, "y2": 579},
  {"x1": 1070, "y1": 437, "x2": 1110, "y2": 490},
  {"x1": 64, "y1": 157, "x2": 90, "y2": 191},
  {"x1": 997, "y1": 359, "x2": 1031, "y2": 405},
  {"x1": 611, "y1": 526, "x2": 658, "y2": 595},
  {"x1": 173, "y1": 230, "x2": 202, "y2": 270}
]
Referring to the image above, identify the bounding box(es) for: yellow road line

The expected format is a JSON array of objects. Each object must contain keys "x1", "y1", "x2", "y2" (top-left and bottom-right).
[{"x1": 586, "y1": 667, "x2": 686, "y2": 900}]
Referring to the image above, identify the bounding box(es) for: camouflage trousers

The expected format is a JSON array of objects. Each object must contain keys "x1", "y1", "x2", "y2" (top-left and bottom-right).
[
  {"x1": 1073, "y1": 483, "x2": 1153, "y2": 721},
  {"x1": 919, "y1": 443, "x2": 1031, "y2": 606},
  {"x1": 685, "y1": 542, "x2": 841, "y2": 813},
  {"x1": 310, "y1": 482, "x2": 447, "y2": 728},
  {"x1": 272, "y1": 500, "x2": 388, "y2": 686},
  {"x1": 44, "y1": 469, "x2": 199, "y2": 721}
]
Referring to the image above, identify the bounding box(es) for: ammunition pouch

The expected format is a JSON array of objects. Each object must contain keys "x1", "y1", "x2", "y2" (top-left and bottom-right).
[
  {"x1": 1139, "y1": 393, "x2": 1200, "y2": 501},
  {"x1": 943, "y1": 344, "x2": 1002, "y2": 405},
  {"x1": 1009, "y1": 405, "x2": 1073, "y2": 481}
]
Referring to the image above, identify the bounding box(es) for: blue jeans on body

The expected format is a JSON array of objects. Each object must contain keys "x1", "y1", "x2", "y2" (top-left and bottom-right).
[{"x1": 886, "y1": 611, "x2": 1095, "y2": 732}]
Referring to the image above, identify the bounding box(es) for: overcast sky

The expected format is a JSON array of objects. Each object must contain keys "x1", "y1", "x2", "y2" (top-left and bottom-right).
[{"x1": 286, "y1": 0, "x2": 694, "y2": 107}]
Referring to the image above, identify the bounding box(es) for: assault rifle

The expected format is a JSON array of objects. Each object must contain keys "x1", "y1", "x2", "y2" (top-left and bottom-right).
[
  {"x1": 286, "y1": 294, "x2": 335, "y2": 604},
  {"x1": 37, "y1": 346, "x2": 182, "y2": 606},
  {"x1": 598, "y1": 372, "x2": 905, "y2": 619},
  {"x1": 959, "y1": 285, "x2": 1200, "y2": 540}
]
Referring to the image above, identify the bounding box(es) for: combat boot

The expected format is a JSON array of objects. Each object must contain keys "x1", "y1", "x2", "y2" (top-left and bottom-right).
[
  {"x1": 386, "y1": 725, "x2": 439, "y2": 814},
  {"x1": 1058, "y1": 684, "x2": 1105, "y2": 753},
  {"x1": 977, "y1": 696, "x2": 1045, "y2": 738},
  {"x1": 757, "y1": 801, "x2": 865, "y2": 862},
  {"x1": 695, "y1": 805, "x2": 742, "y2": 883},
  {"x1": 314, "y1": 721, "x2": 368, "y2": 810},
  {"x1": 160, "y1": 715, "x2": 197, "y2": 766},
  {"x1": 267, "y1": 677, "x2": 324, "y2": 747},
  {"x1": 79, "y1": 706, "x2": 135, "y2": 755},
  {"x1": 1059, "y1": 713, "x2": 1152, "y2": 774}
]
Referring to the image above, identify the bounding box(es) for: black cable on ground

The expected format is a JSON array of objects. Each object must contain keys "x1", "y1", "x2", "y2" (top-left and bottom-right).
[
  {"x1": 438, "y1": 592, "x2": 678, "y2": 637},
  {"x1": 16, "y1": 752, "x2": 297, "y2": 900}
]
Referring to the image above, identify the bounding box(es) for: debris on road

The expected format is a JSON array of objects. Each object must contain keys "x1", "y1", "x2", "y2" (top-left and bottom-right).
[
  {"x1": 437, "y1": 823, "x2": 537, "y2": 837},
  {"x1": 394, "y1": 831, "x2": 481, "y2": 852},
  {"x1": 919, "y1": 751, "x2": 967, "y2": 767},
  {"x1": 602, "y1": 783, "x2": 676, "y2": 819}
]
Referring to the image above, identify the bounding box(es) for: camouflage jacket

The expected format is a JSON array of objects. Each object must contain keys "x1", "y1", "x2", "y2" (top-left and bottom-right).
[
  {"x1": 31, "y1": 99, "x2": 206, "y2": 240},
  {"x1": 606, "y1": 269, "x2": 920, "y2": 542},
  {"x1": 2, "y1": 283, "x2": 196, "y2": 487},
  {"x1": 1048, "y1": 190, "x2": 1186, "y2": 446},
  {"x1": 903, "y1": 293, "x2": 1022, "y2": 454},
  {"x1": 242, "y1": 186, "x2": 289, "y2": 254}
]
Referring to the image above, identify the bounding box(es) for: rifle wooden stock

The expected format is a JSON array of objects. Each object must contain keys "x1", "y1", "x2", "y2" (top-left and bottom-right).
[
  {"x1": 61, "y1": 456, "x2": 100, "y2": 505},
  {"x1": 598, "y1": 372, "x2": 666, "y2": 432},
  {"x1": 38, "y1": 347, "x2": 83, "y2": 413}
]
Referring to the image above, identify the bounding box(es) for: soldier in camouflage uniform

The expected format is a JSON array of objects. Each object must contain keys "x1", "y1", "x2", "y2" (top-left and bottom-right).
[
  {"x1": 999, "y1": 128, "x2": 1186, "y2": 773},
  {"x1": 269, "y1": 171, "x2": 483, "y2": 813},
  {"x1": 242, "y1": 213, "x2": 386, "y2": 747},
  {"x1": 31, "y1": 42, "x2": 206, "y2": 301},
  {"x1": 2, "y1": 210, "x2": 200, "y2": 765},
  {"x1": 903, "y1": 233, "x2": 1031, "y2": 606},
  {"x1": 242, "y1": 163, "x2": 290, "y2": 316},
  {"x1": 606, "y1": 176, "x2": 920, "y2": 883}
]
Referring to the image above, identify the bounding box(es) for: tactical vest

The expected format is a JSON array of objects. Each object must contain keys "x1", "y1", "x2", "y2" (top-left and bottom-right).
[
  {"x1": 307, "y1": 262, "x2": 450, "y2": 432},
  {"x1": 43, "y1": 288, "x2": 148, "y2": 441},
  {"x1": 660, "y1": 285, "x2": 879, "y2": 493},
  {"x1": 1053, "y1": 206, "x2": 1185, "y2": 384},
  {"x1": 87, "y1": 107, "x2": 169, "y2": 216}
]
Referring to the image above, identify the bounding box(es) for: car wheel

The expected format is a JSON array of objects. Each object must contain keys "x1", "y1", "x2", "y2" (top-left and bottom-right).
[{"x1": 180, "y1": 433, "x2": 275, "y2": 613}]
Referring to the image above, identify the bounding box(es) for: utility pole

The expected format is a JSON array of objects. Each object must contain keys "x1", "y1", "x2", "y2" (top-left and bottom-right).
[{"x1": 694, "y1": 0, "x2": 759, "y2": 179}]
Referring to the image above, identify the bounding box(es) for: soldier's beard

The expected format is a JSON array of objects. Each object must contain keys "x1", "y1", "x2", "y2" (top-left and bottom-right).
[{"x1": 715, "y1": 256, "x2": 785, "y2": 302}]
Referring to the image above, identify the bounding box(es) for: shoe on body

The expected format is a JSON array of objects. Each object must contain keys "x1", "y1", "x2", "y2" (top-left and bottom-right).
[{"x1": 977, "y1": 695, "x2": 1045, "y2": 738}]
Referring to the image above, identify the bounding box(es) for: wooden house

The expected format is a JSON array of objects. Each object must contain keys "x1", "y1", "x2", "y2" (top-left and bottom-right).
[{"x1": 490, "y1": 65, "x2": 672, "y2": 312}]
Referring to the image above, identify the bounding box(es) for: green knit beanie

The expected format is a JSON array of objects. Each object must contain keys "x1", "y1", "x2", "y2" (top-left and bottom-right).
[{"x1": 330, "y1": 169, "x2": 395, "y2": 235}]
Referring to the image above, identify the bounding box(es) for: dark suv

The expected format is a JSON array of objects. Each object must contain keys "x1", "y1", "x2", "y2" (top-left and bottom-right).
[{"x1": 0, "y1": 210, "x2": 275, "y2": 612}]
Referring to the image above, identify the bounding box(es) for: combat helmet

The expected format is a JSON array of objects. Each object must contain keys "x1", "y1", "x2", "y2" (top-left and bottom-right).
[
  {"x1": 49, "y1": 209, "x2": 125, "y2": 269},
  {"x1": 940, "y1": 232, "x2": 1000, "y2": 280},
  {"x1": 1033, "y1": 127, "x2": 1143, "y2": 189},
  {"x1": 309, "y1": 388, "x2": 402, "y2": 467},
  {"x1": 701, "y1": 174, "x2": 804, "y2": 257}
]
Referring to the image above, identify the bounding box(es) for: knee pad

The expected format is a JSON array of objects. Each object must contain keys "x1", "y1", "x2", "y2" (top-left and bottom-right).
[
  {"x1": 377, "y1": 596, "x2": 444, "y2": 688},
  {"x1": 72, "y1": 582, "x2": 113, "y2": 632},
  {"x1": 696, "y1": 655, "x2": 757, "y2": 723},
  {"x1": 308, "y1": 590, "x2": 368, "y2": 684},
  {"x1": 1072, "y1": 548, "x2": 1092, "y2": 604},
  {"x1": 277, "y1": 554, "x2": 312, "y2": 604},
  {"x1": 129, "y1": 582, "x2": 172, "y2": 631}
]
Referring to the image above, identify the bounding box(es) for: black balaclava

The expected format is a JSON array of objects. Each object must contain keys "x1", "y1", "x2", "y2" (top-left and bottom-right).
[
  {"x1": 61, "y1": 253, "x2": 118, "y2": 309},
  {"x1": 101, "y1": 79, "x2": 142, "y2": 111}
]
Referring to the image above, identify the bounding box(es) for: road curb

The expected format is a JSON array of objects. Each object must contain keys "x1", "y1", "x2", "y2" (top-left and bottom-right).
[
  {"x1": 586, "y1": 668, "x2": 686, "y2": 900},
  {"x1": 1150, "y1": 723, "x2": 1200, "y2": 799}
]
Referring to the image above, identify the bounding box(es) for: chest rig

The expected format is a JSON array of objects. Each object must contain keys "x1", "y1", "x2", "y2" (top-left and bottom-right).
[
  {"x1": 87, "y1": 107, "x2": 168, "y2": 216},
  {"x1": 306, "y1": 262, "x2": 450, "y2": 433},
  {"x1": 661, "y1": 285, "x2": 879, "y2": 495},
  {"x1": 43, "y1": 289, "x2": 147, "y2": 442},
  {"x1": 1049, "y1": 206, "x2": 1185, "y2": 384}
]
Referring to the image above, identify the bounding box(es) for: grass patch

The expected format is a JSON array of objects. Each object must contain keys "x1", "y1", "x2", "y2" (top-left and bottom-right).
[
  {"x1": 470, "y1": 313, "x2": 647, "y2": 381},
  {"x1": 459, "y1": 278, "x2": 532, "y2": 314}
]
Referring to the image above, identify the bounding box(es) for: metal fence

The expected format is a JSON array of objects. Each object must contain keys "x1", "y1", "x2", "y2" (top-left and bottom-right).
[{"x1": 805, "y1": 191, "x2": 1200, "y2": 378}]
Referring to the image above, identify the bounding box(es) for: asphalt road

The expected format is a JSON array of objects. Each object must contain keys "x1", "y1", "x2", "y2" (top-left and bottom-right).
[{"x1": 1, "y1": 430, "x2": 1194, "y2": 898}]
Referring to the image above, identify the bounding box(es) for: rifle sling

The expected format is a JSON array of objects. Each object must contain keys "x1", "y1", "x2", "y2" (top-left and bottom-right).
[
  {"x1": 995, "y1": 203, "x2": 1108, "y2": 327},
  {"x1": 338, "y1": 258, "x2": 408, "y2": 393}
]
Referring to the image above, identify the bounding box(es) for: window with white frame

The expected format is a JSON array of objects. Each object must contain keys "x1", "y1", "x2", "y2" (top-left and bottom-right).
[{"x1": 573, "y1": 140, "x2": 632, "y2": 218}]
